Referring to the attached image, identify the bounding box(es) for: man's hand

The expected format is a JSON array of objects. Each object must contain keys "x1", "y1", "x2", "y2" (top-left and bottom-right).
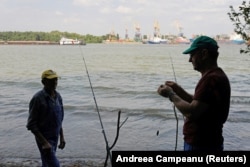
[
  {"x1": 58, "y1": 139, "x2": 66, "y2": 149},
  {"x1": 157, "y1": 84, "x2": 174, "y2": 98},
  {"x1": 42, "y1": 142, "x2": 52, "y2": 155},
  {"x1": 165, "y1": 81, "x2": 181, "y2": 92}
]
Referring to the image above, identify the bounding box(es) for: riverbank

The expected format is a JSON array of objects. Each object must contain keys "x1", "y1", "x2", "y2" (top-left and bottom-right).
[{"x1": 0, "y1": 158, "x2": 105, "y2": 167}]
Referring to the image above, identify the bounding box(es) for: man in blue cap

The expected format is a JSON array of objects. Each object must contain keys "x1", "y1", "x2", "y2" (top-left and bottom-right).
[
  {"x1": 157, "y1": 36, "x2": 231, "y2": 151},
  {"x1": 27, "y1": 69, "x2": 66, "y2": 166}
]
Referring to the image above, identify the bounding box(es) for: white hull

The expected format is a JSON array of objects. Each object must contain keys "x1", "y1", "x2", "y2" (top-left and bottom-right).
[
  {"x1": 229, "y1": 33, "x2": 245, "y2": 45},
  {"x1": 148, "y1": 37, "x2": 167, "y2": 44},
  {"x1": 60, "y1": 37, "x2": 81, "y2": 45}
]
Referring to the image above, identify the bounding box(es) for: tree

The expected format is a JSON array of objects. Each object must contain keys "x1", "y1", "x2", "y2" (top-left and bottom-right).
[
  {"x1": 0, "y1": 31, "x2": 108, "y2": 43},
  {"x1": 228, "y1": 1, "x2": 250, "y2": 54}
]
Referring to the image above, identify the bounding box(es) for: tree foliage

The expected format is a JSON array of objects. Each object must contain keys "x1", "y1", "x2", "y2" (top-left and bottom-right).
[
  {"x1": 228, "y1": 1, "x2": 250, "y2": 54},
  {"x1": 0, "y1": 31, "x2": 109, "y2": 43}
]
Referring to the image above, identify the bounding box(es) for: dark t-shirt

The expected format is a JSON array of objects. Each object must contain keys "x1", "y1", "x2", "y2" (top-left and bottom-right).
[{"x1": 183, "y1": 67, "x2": 231, "y2": 147}]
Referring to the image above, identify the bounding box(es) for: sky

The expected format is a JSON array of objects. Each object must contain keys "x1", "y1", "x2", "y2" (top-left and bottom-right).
[{"x1": 0, "y1": 0, "x2": 244, "y2": 38}]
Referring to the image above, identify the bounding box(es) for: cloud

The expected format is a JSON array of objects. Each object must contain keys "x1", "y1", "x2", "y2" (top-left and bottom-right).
[
  {"x1": 100, "y1": 7, "x2": 112, "y2": 14},
  {"x1": 115, "y1": 5, "x2": 133, "y2": 14},
  {"x1": 73, "y1": 0, "x2": 112, "y2": 7},
  {"x1": 55, "y1": 11, "x2": 63, "y2": 16},
  {"x1": 73, "y1": 0, "x2": 99, "y2": 6},
  {"x1": 208, "y1": 0, "x2": 227, "y2": 5},
  {"x1": 0, "y1": 0, "x2": 242, "y2": 36},
  {"x1": 63, "y1": 17, "x2": 81, "y2": 24}
]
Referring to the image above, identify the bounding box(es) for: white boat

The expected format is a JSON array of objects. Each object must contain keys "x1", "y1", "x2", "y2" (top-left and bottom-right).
[
  {"x1": 229, "y1": 33, "x2": 245, "y2": 45},
  {"x1": 147, "y1": 37, "x2": 168, "y2": 44},
  {"x1": 148, "y1": 37, "x2": 161, "y2": 44},
  {"x1": 147, "y1": 21, "x2": 168, "y2": 44},
  {"x1": 59, "y1": 37, "x2": 82, "y2": 45}
]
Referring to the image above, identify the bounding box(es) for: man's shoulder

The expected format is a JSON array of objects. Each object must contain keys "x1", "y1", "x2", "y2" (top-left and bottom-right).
[
  {"x1": 33, "y1": 89, "x2": 44, "y2": 96},
  {"x1": 31, "y1": 89, "x2": 47, "y2": 100}
]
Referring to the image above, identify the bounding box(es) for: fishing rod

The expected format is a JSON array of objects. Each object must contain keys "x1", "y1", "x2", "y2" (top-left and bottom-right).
[
  {"x1": 79, "y1": 46, "x2": 128, "y2": 167},
  {"x1": 169, "y1": 55, "x2": 179, "y2": 151}
]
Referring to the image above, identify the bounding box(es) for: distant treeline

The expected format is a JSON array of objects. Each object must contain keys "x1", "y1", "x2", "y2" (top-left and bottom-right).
[{"x1": 0, "y1": 31, "x2": 110, "y2": 43}]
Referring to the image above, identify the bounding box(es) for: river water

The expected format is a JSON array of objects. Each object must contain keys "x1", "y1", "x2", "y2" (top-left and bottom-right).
[{"x1": 0, "y1": 44, "x2": 249, "y2": 165}]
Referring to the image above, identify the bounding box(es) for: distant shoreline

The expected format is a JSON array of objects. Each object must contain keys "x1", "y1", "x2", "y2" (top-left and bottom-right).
[
  {"x1": 0, "y1": 41, "x2": 59, "y2": 45},
  {"x1": 0, "y1": 40, "x2": 248, "y2": 45}
]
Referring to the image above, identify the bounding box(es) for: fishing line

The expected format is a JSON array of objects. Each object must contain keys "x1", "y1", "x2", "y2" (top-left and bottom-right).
[{"x1": 169, "y1": 55, "x2": 179, "y2": 151}]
